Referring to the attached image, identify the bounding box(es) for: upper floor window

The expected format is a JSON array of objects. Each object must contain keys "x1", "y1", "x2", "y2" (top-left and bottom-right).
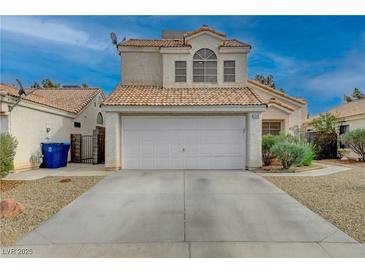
[
  {"x1": 224, "y1": 60, "x2": 235, "y2": 82},
  {"x1": 175, "y1": 61, "x2": 187, "y2": 82},
  {"x1": 193, "y1": 48, "x2": 217, "y2": 83}
]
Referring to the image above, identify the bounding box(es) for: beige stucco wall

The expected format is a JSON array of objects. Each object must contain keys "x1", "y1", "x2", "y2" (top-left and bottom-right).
[
  {"x1": 1, "y1": 93, "x2": 104, "y2": 170},
  {"x1": 121, "y1": 51, "x2": 163, "y2": 86},
  {"x1": 337, "y1": 114, "x2": 365, "y2": 131},
  {"x1": 7, "y1": 103, "x2": 74, "y2": 170},
  {"x1": 262, "y1": 106, "x2": 289, "y2": 133},
  {"x1": 120, "y1": 32, "x2": 249, "y2": 88},
  {"x1": 162, "y1": 33, "x2": 248, "y2": 88},
  {"x1": 246, "y1": 112, "x2": 262, "y2": 169},
  {"x1": 337, "y1": 114, "x2": 365, "y2": 160},
  {"x1": 73, "y1": 95, "x2": 105, "y2": 135},
  {"x1": 104, "y1": 112, "x2": 121, "y2": 169},
  {"x1": 249, "y1": 83, "x2": 307, "y2": 134}
]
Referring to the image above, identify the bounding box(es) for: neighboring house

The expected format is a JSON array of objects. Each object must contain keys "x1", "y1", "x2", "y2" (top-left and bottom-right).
[
  {"x1": 304, "y1": 99, "x2": 365, "y2": 159},
  {"x1": 0, "y1": 83, "x2": 105, "y2": 170},
  {"x1": 101, "y1": 25, "x2": 307, "y2": 170}
]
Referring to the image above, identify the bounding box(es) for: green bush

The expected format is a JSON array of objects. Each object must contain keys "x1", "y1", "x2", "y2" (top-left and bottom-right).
[
  {"x1": 0, "y1": 133, "x2": 18, "y2": 178},
  {"x1": 341, "y1": 128, "x2": 365, "y2": 162},
  {"x1": 271, "y1": 142, "x2": 306, "y2": 169},
  {"x1": 262, "y1": 134, "x2": 276, "y2": 166},
  {"x1": 261, "y1": 132, "x2": 315, "y2": 168},
  {"x1": 301, "y1": 143, "x2": 315, "y2": 166}
]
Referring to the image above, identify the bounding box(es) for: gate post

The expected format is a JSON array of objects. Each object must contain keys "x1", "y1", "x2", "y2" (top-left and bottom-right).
[
  {"x1": 71, "y1": 134, "x2": 82, "y2": 163},
  {"x1": 92, "y1": 129, "x2": 98, "y2": 164}
]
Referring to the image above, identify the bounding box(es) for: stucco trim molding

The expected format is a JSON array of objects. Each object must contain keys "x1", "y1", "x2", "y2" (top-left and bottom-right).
[
  {"x1": 267, "y1": 103, "x2": 294, "y2": 114},
  {"x1": 160, "y1": 47, "x2": 191, "y2": 54},
  {"x1": 118, "y1": 47, "x2": 160, "y2": 53},
  {"x1": 101, "y1": 105, "x2": 267, "y2": 113},
  {"x1": 185, "y1": 30, "x2": 226, "y2": 42},
  {"x1": 219, "y1": 47, "x2": 251, "y2": 54}
]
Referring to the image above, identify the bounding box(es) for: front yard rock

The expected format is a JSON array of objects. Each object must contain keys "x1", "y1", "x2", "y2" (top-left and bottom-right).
[{"x1": 0, "y1": 199, "x2": 25, "y2": 219}]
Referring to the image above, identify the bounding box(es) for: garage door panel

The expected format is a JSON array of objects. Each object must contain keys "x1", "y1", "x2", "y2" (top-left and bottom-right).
[
  {"x1": 200, "y1": 130, "x2": 244, "y2": 144},
  {"x1": 122, "y1": 117, "x2": 245, "y2": 169},
  {"x1": 155, "y1": 145, "x2": 169, "y2": 157},
  {"x1": 194, "y1": 117, "x2": 244, "y2": 129},
  {"x1": 124, "y1": 158, "x2": 139, "y2": 169},
  {"x1": 200, "y1": 144, "x2": 244, "y2": 156}
]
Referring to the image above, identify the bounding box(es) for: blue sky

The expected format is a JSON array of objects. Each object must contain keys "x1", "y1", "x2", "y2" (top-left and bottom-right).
[{"x1": 1, "y1": 16, "x2": 364, "y2": 114}]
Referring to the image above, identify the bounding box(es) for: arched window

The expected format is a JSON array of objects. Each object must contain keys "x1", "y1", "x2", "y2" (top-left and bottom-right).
[
  {"x1": 97, "y1": 112, "x2": 103, "y2": 125},
  {"x1": 193, "y1": 48, "x2": 217, "y2": 83}
]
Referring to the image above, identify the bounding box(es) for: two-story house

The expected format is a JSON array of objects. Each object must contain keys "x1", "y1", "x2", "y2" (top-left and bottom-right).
[{"x1": 102, "y1": 26, "x2": 307, "y2": 170}]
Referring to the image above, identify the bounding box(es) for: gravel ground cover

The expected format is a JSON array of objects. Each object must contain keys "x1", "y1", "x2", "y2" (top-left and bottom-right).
[
  {"x1": 318, "y1": 159, "x2": 365, "y2": 168},
  {"x1": 265, "y1": 167, "x2": 365, "y2": 243},
  {"x1": 0, "y1": 176, "x2": 104, "y2": 245},
  {"x1": 252, "y1": 164, "x2": 323, "y2": 173}
]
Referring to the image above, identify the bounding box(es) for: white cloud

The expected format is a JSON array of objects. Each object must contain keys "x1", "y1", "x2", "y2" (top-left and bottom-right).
[
  {"x1": 1, "y1": 17, "x2": 106, "y2": 50},
  {"x1": 305, "y1": 48, "x2": 365, "y2": 97},
  {"x1": 251, "y1": 43, "x2": 365, "y2": 101}
]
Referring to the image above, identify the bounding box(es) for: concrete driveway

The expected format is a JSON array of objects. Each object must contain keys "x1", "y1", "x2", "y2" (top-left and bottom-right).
[{"x1": 15, "y1": 170, "x2": 361, "y2": 257}]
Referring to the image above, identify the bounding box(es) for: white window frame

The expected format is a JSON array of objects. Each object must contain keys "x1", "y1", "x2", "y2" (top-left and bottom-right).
[
  {"x1": 175, "y1": 61, "x2": 187, "y2": 82},
  {"x1": 193, "y1": 48, "x2": 217, "y2": 83},
  {"x1": 224, "y1": 60, "x2": 235, "y2": 82},
  {"x1": 262, "y1": 121, "x2": 281, "y2": 135}
]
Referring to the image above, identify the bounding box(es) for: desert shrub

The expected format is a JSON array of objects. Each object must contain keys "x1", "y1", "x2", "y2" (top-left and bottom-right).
[
  {"x1": 341, "y1": 128, "x2": 365, "y2": 162},
  {"x1": 312, "y1": 112, "x2": 337, "y2": 134},
  {"x1": 262, "y1": 134, "x2": 276, "y2": 166},
  {"x1": 301, "y1": 143, "x2": 315, "y2": 166},
  {"x1": 279, "y1": 133, "x2": 314, "y2": 166},
  {"x1": 0, "y1": 133, "x2": 18, "y2": 178},
  {"x1": 337, "y1": 148, "x2": 350, "y2": 159},
  {"x1": 271, "y1": 142, "x2": 306, "y2": 169}
]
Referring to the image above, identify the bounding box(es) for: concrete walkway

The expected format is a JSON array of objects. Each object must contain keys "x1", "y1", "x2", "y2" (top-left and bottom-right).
[
  {"x1": 3, "y1": 163, "x2": 112, "y2": 180},
  {"x1": 258, "y1": 163, "x2": 351, "y2": 177},
  {"x1": 8, "y1": 170, "x2": 362, "y2": 257}
]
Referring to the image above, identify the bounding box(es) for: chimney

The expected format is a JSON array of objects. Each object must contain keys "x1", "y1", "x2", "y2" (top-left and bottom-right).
[{"x1": 161, "y1": 30, "x2": 186, "y2": 39}]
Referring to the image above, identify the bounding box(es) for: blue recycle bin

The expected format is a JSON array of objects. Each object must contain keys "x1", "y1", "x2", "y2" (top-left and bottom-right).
[
  {"x1": 60, "y1": 142, "x2": 71, "y2": 167},
  {"x1": 41, "y1": 143, "x2": 64, "y2": 168}
]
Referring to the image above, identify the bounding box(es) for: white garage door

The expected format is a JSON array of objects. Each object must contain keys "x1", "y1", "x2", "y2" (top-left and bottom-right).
[{"x1": 122, "y1": 116, "x2": 246, "y2": 169}]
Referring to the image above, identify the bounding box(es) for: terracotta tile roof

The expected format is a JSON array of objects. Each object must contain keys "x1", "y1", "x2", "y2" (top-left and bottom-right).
[
  {"x1": 103, "y1": 85, "x2": 265, "y2": 107},
  {"x1": 305, "y1": 99, "x2": 365, "y2": 125},
  {"x1": 119, "y1": 38, "x2": 251, "y2": 49},
  {"x1": 267, "y1": 98, "x2": 295, "y2": 111},
  {"x1": 119, "y1": 26, "x2": 251, "y2": 49},
  {"x1": 119, "y1": 39, "x2": 188, "y2": 48},
  {"x1": 329, "y1": 99, "x2": 365, "y2": 119},
  {"x1": 184, "y1": 25, "x2": 226, "y2": 38},
  {"x1": 221, "y1": 39, "x2": 251, "y2": 48},
  {"x1": 0, "y1": 83, "x2": 19, "y2": 97},
  {"x1": 248, "y1": 80, "x2": 306, "y2": 105},
  {"x1": 0, "y1": 83, "x2": 103, "y2": 114}
]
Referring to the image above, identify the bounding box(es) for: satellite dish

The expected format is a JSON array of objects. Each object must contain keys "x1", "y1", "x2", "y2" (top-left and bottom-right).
[
  {"x1": 16, "y1": 79, "x2": 27, "y2": 96},
  {"x1": 8, "y1": 79, "x2": 29, "y2": 112},
  {"x1": 110, "y1": 32, "x2": 118, "y2": 46}
]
